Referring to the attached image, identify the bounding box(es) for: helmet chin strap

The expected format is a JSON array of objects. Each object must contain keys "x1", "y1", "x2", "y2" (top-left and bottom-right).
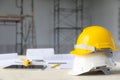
[
  {"x1": 74, "y1": 44, "x2": 95, "y2": 51},
  {"x1": 74, "y1": 44, "x2": 113, "y2": 56},
  {"x1": 94, "y1": 48, "x2": 113, "y2": 57}
]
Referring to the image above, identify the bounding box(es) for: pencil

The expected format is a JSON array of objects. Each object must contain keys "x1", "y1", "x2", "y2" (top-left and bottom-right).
[{"x1": 51, "y1": 64, "x2": 61, "y2": 68}]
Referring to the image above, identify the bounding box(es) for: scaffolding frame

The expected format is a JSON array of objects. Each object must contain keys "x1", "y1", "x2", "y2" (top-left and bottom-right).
[
  {"x1": 54, "y1": 0, "x2": 84, "y2": 54},
  {"x1": 16, "y1": 0, "x2": 37, "y2": 55},
  {"x1": 0, "y1": 0, "x2": 36, "y2": 55}
]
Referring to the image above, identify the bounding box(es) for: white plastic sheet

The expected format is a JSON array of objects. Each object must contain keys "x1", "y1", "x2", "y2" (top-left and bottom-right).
[
  {"x1": 0, "y1": 53, "x2": 22, "y2": 68},
  {"x1": 26, "y1": 48, "x2": 55, "y2": 60}
]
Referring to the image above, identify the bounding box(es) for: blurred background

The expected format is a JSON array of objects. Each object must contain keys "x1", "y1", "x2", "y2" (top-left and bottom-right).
[{"x1": 0, "y1": 0, "x2": 119, "y2": 60}]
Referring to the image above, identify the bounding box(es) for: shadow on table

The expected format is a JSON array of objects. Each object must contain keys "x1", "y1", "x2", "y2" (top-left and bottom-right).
[
  {"x1": 110, "y1": 69, "x2": 120, "y2": 75},
  {"x1": 79, "y1": 69, "x2": 120, "y2": 76},
  {"x1": 80, "y1": 71, "x2": 105, "y2": 76}
]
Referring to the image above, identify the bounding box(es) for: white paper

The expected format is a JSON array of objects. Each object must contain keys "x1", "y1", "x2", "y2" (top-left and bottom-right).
[
  {"x1": 0, "y1": 53, "x2": 22, "y2": 68},
  {"x1": 44, "y1": 54, "x2": 75, "y2": 69},
  {"x1": 26, "y1": 48, "x2": 55, "y2": 60},
  {"x1": 0, "y1": 53, "x2": 18, "y2": 60},
  {"x1": 0, "y1": 59, "x2": 22, "y2": 68}
]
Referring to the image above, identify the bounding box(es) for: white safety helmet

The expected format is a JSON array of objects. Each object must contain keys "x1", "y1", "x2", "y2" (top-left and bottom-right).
[{"x1": 69, "y1": 52, "x2": 115, "y2": 75}]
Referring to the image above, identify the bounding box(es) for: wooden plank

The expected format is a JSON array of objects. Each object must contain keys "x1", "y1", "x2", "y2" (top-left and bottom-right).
[{"x1": 0, "y1": 15, "x2": 25, "y2": 22}]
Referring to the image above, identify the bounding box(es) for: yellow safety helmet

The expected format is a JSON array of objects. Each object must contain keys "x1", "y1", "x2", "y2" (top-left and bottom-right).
[{"x1": 70, "y1": 26, "x2": 118, "y2": 56}]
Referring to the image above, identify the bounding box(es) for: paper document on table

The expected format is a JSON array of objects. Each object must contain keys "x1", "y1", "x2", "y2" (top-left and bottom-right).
[
  {"x1": 0, "y1": 53, "x2": 22, "y2": 68},
  {"x1": 44, "y1": 54, "x2": 75, "y2": 69},
  {"x1": 26, "y1": 48, "x2": 55, "y2": 61},
  {"x1": 0, "y1": 59, "x2": 22, "y2": 68}
]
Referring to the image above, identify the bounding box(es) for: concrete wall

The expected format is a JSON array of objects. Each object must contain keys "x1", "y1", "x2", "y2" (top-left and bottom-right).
[{"x1": 34, "y1": 0, "x2": 54, "y2": 48}]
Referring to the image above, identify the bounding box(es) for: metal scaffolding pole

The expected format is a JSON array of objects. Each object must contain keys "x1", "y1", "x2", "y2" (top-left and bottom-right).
[
  {"x1": 20, "y1": 0, "x2": 24, "y2": 55},
  {"x1": 31, "y1": 0, "x2": 36, "y2": 48}
]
